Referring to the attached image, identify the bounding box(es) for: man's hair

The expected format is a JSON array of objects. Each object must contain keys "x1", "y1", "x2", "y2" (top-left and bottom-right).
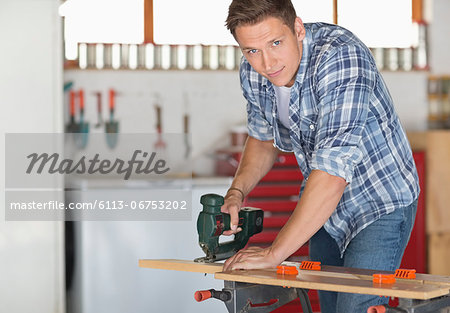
[{"x1": 225, "y1": 0, "x2": 297, "y2": 37}]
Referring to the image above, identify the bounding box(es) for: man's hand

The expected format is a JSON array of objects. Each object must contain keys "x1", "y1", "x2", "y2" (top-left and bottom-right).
[
  {"x1": 221, "y1": 189, "x2": 243, "y2": 236},
  {"x1": 223, "y1": 246, "x2": 281, "y2": 271},
  {"x1": 223, "y1": 169, "x2": 347, "y2": 272},
  {"x1": 221, "y1": 137, "x2": 279, "y2": 236}
]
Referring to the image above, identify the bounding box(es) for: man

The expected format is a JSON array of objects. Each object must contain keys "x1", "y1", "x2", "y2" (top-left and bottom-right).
[{"x1": 220, "y1": 0, "x2": 419, "y2": 312}]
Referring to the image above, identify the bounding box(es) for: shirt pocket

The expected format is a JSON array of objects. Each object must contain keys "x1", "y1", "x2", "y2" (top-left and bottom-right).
[{"x1": 298, "y1": 114, "x2": 318, "y2": 155}]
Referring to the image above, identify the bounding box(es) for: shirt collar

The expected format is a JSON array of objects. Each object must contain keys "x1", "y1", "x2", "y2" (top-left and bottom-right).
[{"x1": 295, "y1": 27, "x2": 312, "y2": 88}]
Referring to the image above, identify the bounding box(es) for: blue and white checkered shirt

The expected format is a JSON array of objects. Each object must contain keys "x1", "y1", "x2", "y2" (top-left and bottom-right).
[{"x1": 240, "y1": 23, "x2": 420, "y2": 255}]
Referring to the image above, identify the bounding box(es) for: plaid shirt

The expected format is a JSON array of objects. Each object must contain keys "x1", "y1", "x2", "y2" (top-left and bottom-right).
[{"x1": 240, "y1": 23, "x2": 419, "y2": 255}]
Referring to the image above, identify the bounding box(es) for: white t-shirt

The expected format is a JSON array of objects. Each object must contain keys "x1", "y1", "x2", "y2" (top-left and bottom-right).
[{"x1": 273, "y1": 85, "x2": 292, "y2": 128}]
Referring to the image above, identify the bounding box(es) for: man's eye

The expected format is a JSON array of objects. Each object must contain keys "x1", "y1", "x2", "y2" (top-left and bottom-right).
[
  {"x1": 273, "y1": 40, "x2": 281, "y2": 46},
  {"x1": 248, "y1": 49, "x2": 258, "y2": 54}
]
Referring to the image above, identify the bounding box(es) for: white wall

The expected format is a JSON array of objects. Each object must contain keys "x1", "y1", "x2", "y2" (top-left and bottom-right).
[
  {"x1": 64, "y1": 68, "x2": 429, "y2": 177},
  {"x1": 429, "y1": 0, "x2": 450, "y2": 75},
  {"x1": 0, "y1": 1, "x2": 64, "y2": 312},
  {"x1": 382, "y1": 71, "x2": 429, "y2": 131}
]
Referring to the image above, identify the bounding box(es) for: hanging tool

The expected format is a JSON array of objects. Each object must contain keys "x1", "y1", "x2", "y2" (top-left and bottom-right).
[
  {"x1": 105, "y1": 88, "x2": 119, "y2": 149},
  {"x1": 183, "y1": 92, "x2": 191, "y2": 158},
  {"x1": 154, "y1": 95, "x2": 166, "y2": 150},
  {"x1": 66, "y1": 90, "x2": 79, "y2": 133},
  {"x1": 64, "y1": 81, "x2": 74, "y2": 92},
  {"x1": 74, "y1": 89, "x2": 89, "y2": 149},
  {"x1": 194, "y1": 193, "x2": 264, "y2": 263},
  {"x1": 183, "y1": 113, "x2": 190, "y2": 158},
  {"x1": 93, "y1": 91, "x2": 103, "y2": 128}
]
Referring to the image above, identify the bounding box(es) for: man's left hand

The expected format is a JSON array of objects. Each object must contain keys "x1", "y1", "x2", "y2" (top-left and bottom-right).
[{"x1": 223, "y1": 246, "x2": 281, "y2": 271}]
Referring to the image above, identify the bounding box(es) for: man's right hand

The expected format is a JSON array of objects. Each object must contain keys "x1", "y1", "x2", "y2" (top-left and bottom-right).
[
  {"x1": 221, "y1": 189, "x2": 243, "y2": 236},
  {"x1": 220, "y1": 137, "x2": 279, "y2": 236}
]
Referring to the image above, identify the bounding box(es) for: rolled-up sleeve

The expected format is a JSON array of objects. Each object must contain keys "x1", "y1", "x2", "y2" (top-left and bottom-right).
[
  {"x1": 240, "y1": 62, "x2": 274, "y2": 141},
  {"x1": 310, "y1": 45, "x2": 376, "y2": 183}
]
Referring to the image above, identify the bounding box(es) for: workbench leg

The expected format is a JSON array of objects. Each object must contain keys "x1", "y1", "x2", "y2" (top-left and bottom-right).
[{"x1": 296, "y1": 289, "x2": 313, "y2": 313}]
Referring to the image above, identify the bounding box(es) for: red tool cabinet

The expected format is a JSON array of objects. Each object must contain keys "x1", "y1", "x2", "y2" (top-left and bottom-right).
[
  {"x1": 217, "y1": 150, "x2": 427, "y2": 313},
  {"x1": 244, "y1": 153, "x2": 321, "y2": 312}
]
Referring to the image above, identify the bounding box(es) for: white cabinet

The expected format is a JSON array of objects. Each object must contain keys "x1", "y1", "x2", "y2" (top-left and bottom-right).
[
  {"x1": 68, "y1": 178, "x2": 232, "y2": 313},
  {"x1": 0, "y1": 1, "x2": 64, "y2": 313}
]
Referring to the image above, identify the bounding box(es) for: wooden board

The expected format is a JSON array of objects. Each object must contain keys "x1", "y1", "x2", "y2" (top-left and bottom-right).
[
  {"x1": 139, "y1": 259, "x2": 450, "y2": 300},
  {"x1": 284, "y1": 263, "x2": 450, "y2": 287},
  {"x1": 138, "y1": 259, "x2": 223, "y2": 274},
  {"x1": 215, "y1": 269, "x2": 449, "y2": 300},
  {"x1": 429, "y1": 233, "x2": 450, "y2": 276},
  {"x1": 406, "y1": 131, "x2": 426, "y2": 151},
  {"x1": 426, "y1": 130, "x2": 450, "y2": 234}
]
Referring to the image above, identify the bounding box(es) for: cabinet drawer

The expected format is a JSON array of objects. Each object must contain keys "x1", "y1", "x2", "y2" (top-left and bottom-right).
[
  {"x1": 248, "y1": 184, "x2": 301, "y2": 197},
  {"x1": 263, "y1": 216, "x2": 290, "y2": 228},
  {"x1": 249, "y1": 231, "x2": 309, "y2": 256},
  {"x1": 274, "y1": 153, "x2": 298, "y2": 167},
  {"x1": 245, "y1": 199, "x2": 297, "y2": 212},
  {"x1": 261, "y1": 168, "x2": 303, "y2": 182}
]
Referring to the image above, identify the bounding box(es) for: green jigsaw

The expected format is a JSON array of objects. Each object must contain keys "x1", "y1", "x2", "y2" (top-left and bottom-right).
[{"x1": 194, "y1": 193, "x2": 264, "y2": 263}]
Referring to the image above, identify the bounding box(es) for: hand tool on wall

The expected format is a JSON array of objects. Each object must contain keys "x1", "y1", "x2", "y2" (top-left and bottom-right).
[
  {"x1": 194, "y1": 193, "x2": 264, "y2": 263},
  {"x1": 64, "y1": 81, "x2": 74, "y2": 92},
  {"x1": 183, "y1": 92, "x2": 191, "y2": 158},
  {"x1": 153, "y1": 95, "x2": 166, "y2": 150},
  {"x1": 105, "y1": 88, "x2": 119, "y2": 149},
  {"x1": 74, "y1": 89, "x2": 89, "y2": 149},
  {"x1": 66, "y1": 90, "x2": 79, "y2": 133},
  {"x1": 183, "y1": 113, "x2": 190, "y2": 158},
  {"x1": 93, "y1": 91, "x2": 103, "y2": 128}
]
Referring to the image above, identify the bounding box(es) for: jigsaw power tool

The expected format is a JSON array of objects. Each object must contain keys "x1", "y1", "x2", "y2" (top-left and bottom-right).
[{"x1": 194, "y1": 193, "x2": 264, "y2": 263}]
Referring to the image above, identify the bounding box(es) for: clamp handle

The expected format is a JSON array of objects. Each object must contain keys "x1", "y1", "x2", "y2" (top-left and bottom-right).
[
  {"x1": 194, "y1": 289, "x2": 231, "y2": 302},
  {"x1": 367, "y1": 305, "x2": 386, "y2": 313},
  {"x1": 194, "y1": 290, "x2": 213, "y2": 302}
]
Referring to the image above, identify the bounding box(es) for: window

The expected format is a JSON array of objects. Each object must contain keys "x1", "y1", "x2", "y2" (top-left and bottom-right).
[
  {"x1": 153, "y1": 0, "x2": 234, "y2": 45},
  {"x1": 59, "y1": 0, "x2": 144, "y2": 59},
  {"x1": 292, "y1": 0, "x2": 334, "y2": 24},
  {"x1": 60, "y1": 0, "x2": 418, "y2": 60},
  {"x1": 338, "y1": 0, "x2": 413, "y2": 48}
]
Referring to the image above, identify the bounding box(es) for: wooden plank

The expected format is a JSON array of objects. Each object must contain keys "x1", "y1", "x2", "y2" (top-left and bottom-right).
[
  {"x1": 426, "y1": 130, "x2": 450, "y2": 234},
  {"x1": 282, "y1": 263, "x2": 450, "y2": 287},
  {"x1": 412, "y1": 0, "x2": 424, "y2": 22},
  {"x1": 333, "y1": 0, "x2": 338, "y2": 24},
  {"x1": 139, "y1": 259, "x2": 450, "y2": 298},
  {"x1": 143, "y1": 0, "x2": 154, "y2": 43},
  {"x1": 138, "y1": 259, "x2": 223, "y2": 274},
  {"x1": 215, "y1": 269, "x2": 450, "y2": 300},
  {"x1": 406, "y1": 131, "x2": 426, "y2": 151},
  {"x1": 429, "y1": 233, "x2": 450, "y2": 276}
]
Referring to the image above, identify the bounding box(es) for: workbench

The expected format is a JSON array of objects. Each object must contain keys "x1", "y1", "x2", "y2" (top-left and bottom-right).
[{"x1": 139, "y1": 259, "x2": 450, "y2": 313}]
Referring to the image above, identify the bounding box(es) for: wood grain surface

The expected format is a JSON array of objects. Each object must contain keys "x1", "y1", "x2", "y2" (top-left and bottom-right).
[
  {"x1": 138, "y1": 259, "x2": 223, "y2": 274},
  {"x1": 139, "y1": 259, "x2": 450, "y2": 300}
]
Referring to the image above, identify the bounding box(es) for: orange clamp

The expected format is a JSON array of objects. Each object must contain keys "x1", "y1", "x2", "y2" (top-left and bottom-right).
[
  {"x1": 394, "y1": 269, "x2": 416, "y2": 279},
  {"x1": 276, "y1": 265, "x2": 298, "y2": 275},
  {"x1": 300, "y1": 261, "x2": 321, "y2": 271},
  {"x1": 372, "y1": 274, "x2": 396, "y2": 284}
]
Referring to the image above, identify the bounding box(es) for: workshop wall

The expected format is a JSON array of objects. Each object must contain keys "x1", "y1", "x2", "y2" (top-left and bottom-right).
[
  {"x1": 64, "y1": 70, "x2": 247, "y2": 176},
  {"x1": 64, "y1": 69, "x2": 429, "y2": 176}
]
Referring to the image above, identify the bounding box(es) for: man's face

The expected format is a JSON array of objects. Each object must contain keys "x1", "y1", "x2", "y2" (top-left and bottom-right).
[{"x1": 235, "y1": 16, "x2": 305, "y2": 87}]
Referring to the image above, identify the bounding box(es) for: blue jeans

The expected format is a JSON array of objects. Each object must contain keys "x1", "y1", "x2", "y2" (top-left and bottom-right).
[{"x1": 309, "y1": 199, "x2": 418, "y2": 313}]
